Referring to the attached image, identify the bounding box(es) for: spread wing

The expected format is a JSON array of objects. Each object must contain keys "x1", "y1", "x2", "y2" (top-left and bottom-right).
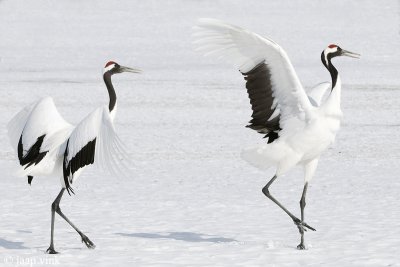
[
  {"x1": 62, "y1": 106, "x2": 130, "y2": 194},
  {"x1": 7, "y1": 97, "x2": 72, "y2": 170},
  {"x1": 193, "y1": 18, "x2": 313, "y2": 142}
]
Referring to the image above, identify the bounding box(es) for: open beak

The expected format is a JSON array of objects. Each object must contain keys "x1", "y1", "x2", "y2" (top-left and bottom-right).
[
  {"x1": 341, "y1": 49, "x2": 360, "y2": 59},
  {"x1": 119, "y1": 66, "x2": 142, "y2": 74}
]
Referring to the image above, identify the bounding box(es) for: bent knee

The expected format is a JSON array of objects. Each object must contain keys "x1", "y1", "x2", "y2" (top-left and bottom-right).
[{"x1": 262, "y1": 186, "x2": 270, "y2": 196}]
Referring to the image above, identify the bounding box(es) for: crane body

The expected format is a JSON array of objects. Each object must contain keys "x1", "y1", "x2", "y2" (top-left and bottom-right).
[
  {"x1": 7, "y1": 61, "x2": 140, "y2": 253},
  {"x1": 193, "y1": 19, "x2": 359, "y2": 249}
]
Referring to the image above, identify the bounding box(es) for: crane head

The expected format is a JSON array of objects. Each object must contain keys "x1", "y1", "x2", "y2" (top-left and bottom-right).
[
  {"x1": 103, "y1": 61, "x2": 142, "y2": 75},
  {"x1": 321, "y1": 44, "x2": 360, "y2": 68}
]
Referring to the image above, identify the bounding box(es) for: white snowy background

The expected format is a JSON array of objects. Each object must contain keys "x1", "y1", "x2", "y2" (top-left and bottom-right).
[{"x1": 0, "y1": 0, "x2": 400, "y2": 266}]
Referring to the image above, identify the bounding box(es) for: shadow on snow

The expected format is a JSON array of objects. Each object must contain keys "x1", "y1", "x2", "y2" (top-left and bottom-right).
[
  {"x1": 0, "y1": 237, "x2": 28, "y2": 249},
  {"x1": 115, "y1": 231, "x2": 237, "y2": 243}
]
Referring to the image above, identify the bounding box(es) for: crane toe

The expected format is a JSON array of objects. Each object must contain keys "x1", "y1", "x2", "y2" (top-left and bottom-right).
[
  {"x1": 297, "y1": 243, "x2": 306, "y2": 250},
  {"x1": 81, "y1": 235, "x2": 96, "y2": 249},
  {"x1": 293, "y1": 218, "x2": 316, "y2": 232},
  {"x1": 46, "y1": 246, "x2": 59, "y2": 254}
]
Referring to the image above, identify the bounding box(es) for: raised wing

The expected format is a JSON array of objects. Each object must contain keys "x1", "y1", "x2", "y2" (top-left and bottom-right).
[
  {"x1": 62, "y1": 106, "x2": 130, "y2": 194},
  {"x1": 307, "y1": 82, "x2": 331, "y2": 107},
  {"x1": 193, "y1": 19, "x2": 313, "y2": 141},
  {"x1": 8, "y1": 97, "x2": 72, "y2": 170},
  {"x1": 7, "y1": 102, "x2": 35, "y2": 151}
]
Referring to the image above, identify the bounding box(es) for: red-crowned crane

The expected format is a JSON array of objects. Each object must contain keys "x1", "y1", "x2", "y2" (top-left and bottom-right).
[
  {"x1": 193, "y1": 19, "x2": 359, "y2": 249},
  {"x1": 7, "y1": 61, "x2": 140, "y2": 254}
]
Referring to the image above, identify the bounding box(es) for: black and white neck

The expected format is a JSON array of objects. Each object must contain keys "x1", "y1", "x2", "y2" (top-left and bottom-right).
[
  {"x1": 320, "y1": 44, "x2": 360, "y2": 113},
  {"x1": 321, "y1": 45, "x2": 341, "y2": 90},
  {"x1": 102, "y1": 61, "x2": 141, "y2": 119},
  {"x1": 103, "y1": 61, "x2": 119, "y2": 114},
  {"x1": 320, "y1": 44, "x2": 344, "y2": 114}
]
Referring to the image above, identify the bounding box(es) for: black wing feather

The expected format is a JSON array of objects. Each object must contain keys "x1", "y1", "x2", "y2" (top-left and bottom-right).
[
  {"x1": 241, "y1": 62, "x2": 281, "y2": 143},
  {"x1": 18, "y1": 134, "x2": 48, "y2": 168},
  {"x1": 63, "y1": 138, "x2": 96, "y2": 195}
]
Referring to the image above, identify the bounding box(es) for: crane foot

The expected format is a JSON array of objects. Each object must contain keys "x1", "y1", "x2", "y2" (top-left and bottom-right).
[
  {"x1": 81, "y1": 234, "x2": 96, "y2": 249},
  {"x1": 46, "y1": 246, "x2": 59, "y2": 254},
  {"x1": 293, "y1": 218, "x2": 316, "y2": 232},
  {"x1": 297, "y1": 243, "x2": 306, "y2": 250}
]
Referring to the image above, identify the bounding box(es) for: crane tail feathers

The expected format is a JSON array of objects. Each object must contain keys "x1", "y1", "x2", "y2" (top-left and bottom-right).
[{"x1": 241, "y1": 147, "x2": 274, "y2": 170}]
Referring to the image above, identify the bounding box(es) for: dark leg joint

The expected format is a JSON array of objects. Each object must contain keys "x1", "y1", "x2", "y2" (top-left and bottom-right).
[
  {"x1": 51, "y1": 202, "x2": 61, "y2": 213},
  {"x1": 262, "y1": 185, "x2": 270, "y2": 197},
  {"x1": 51, "y1": 202, "x2": 57, "y2": 212},
  {"x1": 300, "y1": 198, "x2": 306, "y2": 209}
]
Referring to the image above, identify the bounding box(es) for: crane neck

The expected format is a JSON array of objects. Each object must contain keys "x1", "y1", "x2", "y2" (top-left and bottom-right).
[
  {"x1": 321, "y1": 52, "x2": 339, "y2": 90},
  {"x1": 103, "y1": 72, "x2": 116, "y2": 112},
  {"x1": 327, "y1": 62, "x2": 338, "y2": 90},
  {"x1": 321, "y1": 52, "x2": 342, "y2": 114}
]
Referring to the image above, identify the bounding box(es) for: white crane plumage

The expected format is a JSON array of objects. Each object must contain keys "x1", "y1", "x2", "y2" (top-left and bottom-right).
[
  {"x1": 193, "y1": 18, "x2": 359, "y2": 249},
  {"x1": 7, "y1": 61, "x2": 140, "y2": 254}
]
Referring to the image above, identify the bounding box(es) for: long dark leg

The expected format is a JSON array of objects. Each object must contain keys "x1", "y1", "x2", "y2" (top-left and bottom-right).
[
  {"x1": 47, "y1": 189, "x2": 65, "y2": 254},
  {"x1": 46, "y1": 188, "x2": 95, "y2": 254},
  {"x1": 262, "y1": 176, "x2": 315, "y2": 231},
  {"x1": 55, "y1": 203, "x2": 95, "y2": 249},
  {"x1": 297, "y1": 182, "x2": 309, "y2": 250}
]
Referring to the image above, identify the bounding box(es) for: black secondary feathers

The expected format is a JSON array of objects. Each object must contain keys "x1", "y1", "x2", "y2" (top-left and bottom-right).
[
  {"x1": 63, "y1": 138, "x2": 96, "y2": 195},
  {"x1": 241, "y1": 62, "x2": 281, "y2": 143}
]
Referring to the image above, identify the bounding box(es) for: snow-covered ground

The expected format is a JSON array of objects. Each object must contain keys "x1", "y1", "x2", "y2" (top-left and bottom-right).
[{"x1": 1, "y1": 0, "x2": 400, "y2": 266}]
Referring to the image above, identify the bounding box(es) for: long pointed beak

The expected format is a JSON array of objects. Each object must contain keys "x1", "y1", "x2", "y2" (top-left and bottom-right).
[
  {"x1": 119, "y1": 66, "x2": 142, "y2": 74},
  {"x1": 341, "y1": 49, "x2": 360, "y2": 59}
]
